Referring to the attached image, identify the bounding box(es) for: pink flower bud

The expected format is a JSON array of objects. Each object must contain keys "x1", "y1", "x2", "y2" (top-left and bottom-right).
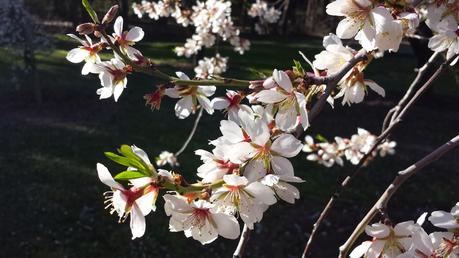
[
  {"x1": 76, "y1": 23, "x2": 96, "y2": 35},
  {"x1": 102, "y1": 5, "x2": 119, "y2": 24}
]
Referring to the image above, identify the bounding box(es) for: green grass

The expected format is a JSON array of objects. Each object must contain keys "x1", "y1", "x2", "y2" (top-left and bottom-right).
[{"x1": 1, "y1": 37, "x2": 459, "y2": 257}]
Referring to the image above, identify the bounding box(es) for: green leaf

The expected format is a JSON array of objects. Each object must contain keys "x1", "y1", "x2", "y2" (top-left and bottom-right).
[
  {"x1": 104, "y1": 152, "x2": 132, "y2": 167},
  {"x1": 315, "y1": 134, "x2": 328, "y2": 143},
  {"x1": 114, "y1": 170, "x2": 147, "y2": 180},
  {"x1": 82, "y1": 0, "x2": 100, "y2": 23},
  {"x1": 293, "y1": 59, "x2": 305, "y2": 77}
]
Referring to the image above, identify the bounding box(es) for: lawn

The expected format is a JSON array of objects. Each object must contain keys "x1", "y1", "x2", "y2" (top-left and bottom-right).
[{"x1": 1, "y1": 36, "x2": 458, "y2": 258}]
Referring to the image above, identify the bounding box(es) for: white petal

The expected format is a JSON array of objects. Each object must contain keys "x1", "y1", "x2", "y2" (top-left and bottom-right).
[
  {"x1": 131, "y1": 145, "x2": 151, "y2": 165},
  {"x1": 197, "y1": 95, "x2": 214, "y2": 115},
  {"x1": 275, "y1": 106, "x2": 297, "y2": 132},
  {"x1": 114, "y1": 16, "x2": 124, "y2": 37},
  {"x1": 245, "y1": 181, "x2": 277, "y2": 205},
  {"x1": 271, "y1": 156, "x2": 294, "y2": 177},
  {"x1": 66, "y1": 48, "x2": 88, "y2": 63},
  {"x1": 130, "y1": 204, "x2": 146, "y2": 239},
  {"x1": 255, "y1": 90, "x2": 287, "y2": 103},
  {"x1": 198, "y1": 86, "x2": 216, "y2": 97},
  {"x1": 135, "y1": 191, "x2": 156, "y2": 215},
  {"x1": 126, "y1": 27, "x2": 144, "y2": 42},
  {"x1": 220, "y1": 120, "x2": 244, "y2": 143},
  {"x1": 244, "y1": 159, "x2": 267, "y2": 182},
  {"x1": 428, "y1": 211, "x2": 458, "y2": 229},
  {"x1": 212, "y1": 213, "x2": 240, "y2": 239},
  {"x1": 365, "y1": 223, "x2": 390, "y2": 238},
  {"x1": 336, "y1": 18, "x2": 360, "y2": 39},
  {"x1": 211, "y1": 97, "x2": 230, "y2": 110},
  {"x1": 164, "y1": 88, "x2": 181, "y2": 98},
  {"x1": 113, "y1": 81, "x2": 125, "y2": 102},
  {"x1": 271, "y1": 134, "x2": 303, "y2": 158},
  {"x1": 96, "y1": 163, "x2": 124, "y2": 190},
  {"x1": 366, "y1": 80, "x2": 385, "y2": 97},
  {"x1": 175, "y1": 71, "x2": 190, "y2": 80},
  {"x1": 223, "y1": 174, "x2": 248, "y2": 186},
  {"x1": 365, "y1": 240, "x2": 385, "y2": 258},
  {"x1": 175, "y1": 96, "x2": 193, "y2": 119},
  {"x1": 274, "y1": 181, "x2": 300, "y2": 204},
  {"x1": 272, "y1": 69, "x2": 293, "y2": 92},
  {"x1": 350, "y1": 241, "x2": 372, "y2": 258}
]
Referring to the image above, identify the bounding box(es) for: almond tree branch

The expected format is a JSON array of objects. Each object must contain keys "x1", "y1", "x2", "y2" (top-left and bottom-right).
[
  {"x1": 301, "y1": 53, "x2": 458, "y2": 258},
  {"x1": 381, "y1": 51, "x2": 440, "y2": 133},
  {"x1": 233, "y1": 224, "x2": 251, "y2": 258},
  {"x1": 175, "y1": 107, "x2": 203, "y2": 157},
  {"x1": 338, "y1": 134, "x2": 459, "y2": 258}
]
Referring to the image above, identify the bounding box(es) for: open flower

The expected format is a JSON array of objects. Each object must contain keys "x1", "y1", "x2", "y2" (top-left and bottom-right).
[
  {"x1": 165, "y1": 72, "x2": 216, "y2": 119},
  {"x1": 326, "y1": 0, "x2": 403, "y2": 52},
  {"x1": 255, "y1": 69, "x2": 309, "y2": 132},
  {"x1": 97, "y1": 163, "x2": 157, "y2": 239},
  {"x1": 428, "y1": 20, "x2": 459, "y2": 66},
  {"x1": 195, "y1": 146, "x2": 240, "y2": 183},
  {"x1": 350, "y1": 221, "x2": 416, "y2": 258},
  {"x1": 211, "y1": 90, "x2": 250, "y2": 123},
  {"x1": 66, "y1": 34, "x2": 104, "y2": 75},
  {"x1": 91, "y1": 58, "x2": 131, "y2": 101},
  {"x1": 163, "y1": 194, "x2": 240, "y2": 244},
  {"x1": 113, "y1": 16, "x2": 145, "y2": 59},
  {"x1": 210, "y1": 174, "x2": 276, "y2": 229}
]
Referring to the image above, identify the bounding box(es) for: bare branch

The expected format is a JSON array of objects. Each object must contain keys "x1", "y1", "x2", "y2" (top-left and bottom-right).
[
  {"x1": 338, "y1": 134, "x2": 459, "y2": 258},
  {"x1": 381, "y1": 51, "x2": 440, "y2": 133},
  {"x1": 233, "y1": 224, "x2": 251, "y2": 258},
  {"x1": 175, "y1": 107, "x2": 204, "y2": 157}
]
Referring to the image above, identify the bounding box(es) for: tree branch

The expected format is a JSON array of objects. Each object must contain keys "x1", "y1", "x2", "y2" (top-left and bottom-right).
[
  {"x1": 301, "y1": 52, "x2": 458, "y2": 258},
  {"x1": 233, "y1": 224, "x2": 251, "y2": 258},
  {"x1": 338, "y1": 134, "x2": 459, "y2": 258},
  {"x1": 175, "y1": 107, "x2": 203, "y2": 157}
]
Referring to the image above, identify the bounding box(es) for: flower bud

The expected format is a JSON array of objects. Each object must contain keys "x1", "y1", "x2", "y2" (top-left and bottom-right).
[
  {"x1": 102, "y1": 5, "x2": 119, "y2": 24},
  {"x1": 76, "y1": 23, "x2": 96, "y2": 35}
]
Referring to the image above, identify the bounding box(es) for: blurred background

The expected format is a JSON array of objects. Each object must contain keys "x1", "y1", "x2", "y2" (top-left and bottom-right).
[{"x1": 0, "y1": 0, "x2": 458, "y2": 257}]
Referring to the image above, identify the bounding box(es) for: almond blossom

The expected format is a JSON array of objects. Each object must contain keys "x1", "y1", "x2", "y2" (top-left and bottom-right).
[
  {"x1": 428, "y1": 20, "x2": 459, "y2": 66},
  {"x1": 210, "y1": 174, "x2": 276, "y2": 229},
  {"x1": 195, "y1": 146, "x2": 240, "y2": 183},
  {"x1": 66, "y1": 34, "x2": 104, "y2": 75},
  {"x1": 313, "y1": 34, "x2": 385, "y2": 105},
  {"x1": 163, "y1": 194, "x2": 240, "y2": 244},
  {"x1": 91, "y1": 58, "x2": 131, "y2": 101},
  {"x1": 350, "y1": 221, "x2": 416, "y2": 258},
  {"x1": 156, "y1": 150, "x2": 179, "y2": 167},
  {"x1": 326, "y1": 0, "x2": 403, "y2": 52},
  {"x1": 255, "y1": 69, "x2": 309, "y2": 132},
  {"x1": 211, "y1": 90, "x2": 250, "y2": 123},
  {"x1": 97, "y1": 163, "x2": 156, "y2": 239},
  {"x1": 113, "y1": 16, "x2": 145, "y2": 59},
  {"x1": 402, "y1": 227, "x2": 459, "y2": 258},
  {"x1": 164, "y1": 71, "x2": 216, "y2": 119}
]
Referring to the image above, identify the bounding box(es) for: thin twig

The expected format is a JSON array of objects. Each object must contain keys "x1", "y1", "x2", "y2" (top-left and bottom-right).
[
  {"x1": 175, "y1": 107, "x2": 204, "y2": 157},
  {"x1": 301, "y1": 53, "x2": 458, "y2": 258},
  {"x1": 233, "y1": 224, "x2": 251, "y2": 258},
  {"x1": 381, "y1": 51, "x2": 440, "y2": 133},
  {"x1": 338, "y1": 134, "x2": 459, "y2": 257}
]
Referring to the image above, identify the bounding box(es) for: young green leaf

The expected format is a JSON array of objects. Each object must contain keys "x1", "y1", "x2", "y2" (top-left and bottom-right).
[
  {"x1": 293, "y1": 59, "x2": 305, "y2": 77},
  {"x1": 104, "y1": 152, "x2": 132, "y2": 167},
  {"x1": 114, "y1": 170, "x2": 148, "y2": 180},
  {"x1": 82, "y1": 0, "x2": 100, "y2": 23},
  {"x1": 315, "y1": 134, "x2": 328, "y2": 143}
]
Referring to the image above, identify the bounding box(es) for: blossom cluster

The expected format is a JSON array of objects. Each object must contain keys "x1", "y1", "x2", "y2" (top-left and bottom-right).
[
  {"x1": 303, "y1": 128, "x2": 396, "y2": 168},
  {"x1": 66, "y1": 0, "x2": 459, "y2": 250},
  {"x1": 423, "y1": 0, "x2": 459, "y2": 65},
  {"x1": 351, "y1": 202, "x2": 459, "y2": 258},
  {"x1": 247, "y1": 0, "x2": 282, "y2": 35},
  {"x1": 133, "y1": 0, "x2": 250, "y2": 77}
]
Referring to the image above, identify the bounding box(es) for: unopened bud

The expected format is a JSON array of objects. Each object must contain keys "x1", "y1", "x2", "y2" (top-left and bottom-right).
[
  {"x1": 76, "y1": 23, "x2": 96, "y2": 35},
  {"x1": 102, "y1": 5, "x2": 119, "y2": 24}
]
